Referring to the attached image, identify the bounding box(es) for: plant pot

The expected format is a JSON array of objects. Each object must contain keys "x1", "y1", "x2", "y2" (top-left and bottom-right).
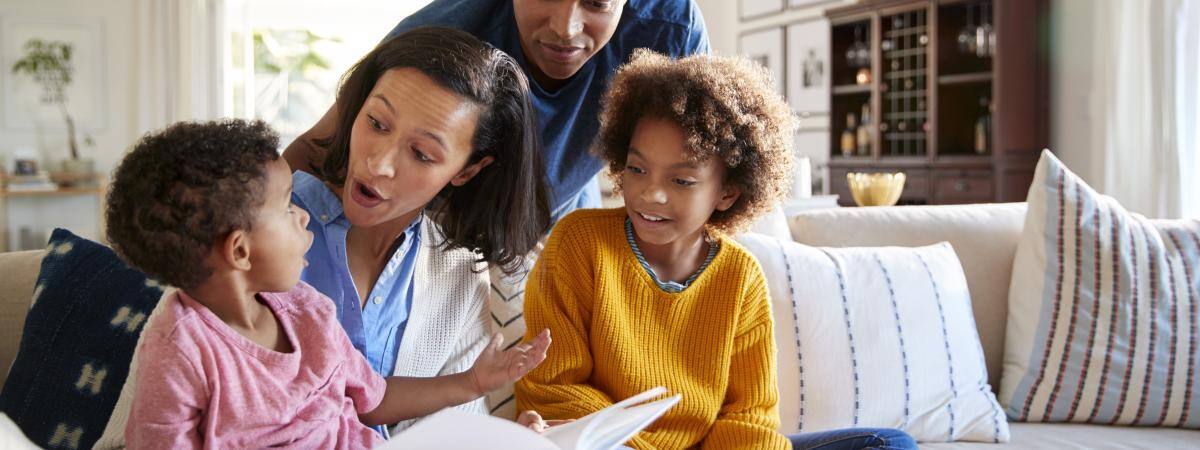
[{"x1": 54, "y1": 158, "x2": 96, "y2": 187}]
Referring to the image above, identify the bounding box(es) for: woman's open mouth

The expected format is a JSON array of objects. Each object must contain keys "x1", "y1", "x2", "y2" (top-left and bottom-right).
[{"x1": 350, "y1": 180, "x2": 385, "y2": 208}]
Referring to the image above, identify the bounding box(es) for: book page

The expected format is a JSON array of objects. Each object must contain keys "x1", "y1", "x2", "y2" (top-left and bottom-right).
[
  {"x1": 381, "y1": 409, "x2": 559, "y2": 450},
  {"x1": 541, "y1": 387, "x2": 680, "y2": 450}
]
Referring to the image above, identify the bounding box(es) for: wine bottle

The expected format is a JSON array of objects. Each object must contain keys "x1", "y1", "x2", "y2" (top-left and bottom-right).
[
  {"x1": 974, "y1": 96, "x2": 991, "y2": 154},
  {"x1": 841, "y1": 113, "x2": 857, "y2": 157},
  {"x1": 857, "y1": 104, "x2": 871, "y2": 156}
]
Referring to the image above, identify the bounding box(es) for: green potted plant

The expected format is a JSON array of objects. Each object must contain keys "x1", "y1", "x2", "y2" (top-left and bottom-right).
[{"x1": 10, "y1": 38, "x2": 94, "y2": 184}]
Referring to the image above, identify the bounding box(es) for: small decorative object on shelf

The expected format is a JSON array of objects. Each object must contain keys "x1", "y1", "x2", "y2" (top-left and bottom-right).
[
  {"x1": 974, "y1": 96, "x2": 992, "y2": 154},
  {"x1": 855, "y1": 67, "x2": 871, "y2": 85},
  {"x1": 847, "y1": 172, "x2": 906, "y2": 206},
  {"x1": 857, "y1": 103, "x2": 871, "y2": 156},
  {"x1": 841, "y1": 113, "x2": 857, "y2": 157},
  {"x1": 4, "y1": 171, "x2": 58, "y2": 192}
]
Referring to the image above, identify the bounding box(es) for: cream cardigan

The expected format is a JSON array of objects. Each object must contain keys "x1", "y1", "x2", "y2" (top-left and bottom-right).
[{"x1": 93, "y1": 217, "x2": 491, "y2": 448}]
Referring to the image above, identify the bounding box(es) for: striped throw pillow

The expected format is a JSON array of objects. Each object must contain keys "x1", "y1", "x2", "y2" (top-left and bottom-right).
[
  {"x1": 1001, "y1": 150, "x2": 1200, "y2": 427},
  {"x1": 737, "y1": 233, "x2": 1009, "y2": 443}
]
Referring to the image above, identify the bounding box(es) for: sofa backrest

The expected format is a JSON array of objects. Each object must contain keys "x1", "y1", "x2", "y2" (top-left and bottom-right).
[
  {"x1": 0, "y1": 251, "x2": 45, "y2": 388},
  {"x1": 787, "y1": 202, "x2": 1027, "y2": 388}
]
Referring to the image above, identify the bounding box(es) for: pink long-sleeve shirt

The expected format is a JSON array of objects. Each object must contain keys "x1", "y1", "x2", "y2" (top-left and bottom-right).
[{"x1": 126, "y1": 282, "x2": 387, "y2": 449}]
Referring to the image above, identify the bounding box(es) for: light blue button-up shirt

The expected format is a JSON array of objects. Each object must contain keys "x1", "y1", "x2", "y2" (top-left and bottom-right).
[{"x1": 291, "y1": 171, "x2": 422, "y2": 378}]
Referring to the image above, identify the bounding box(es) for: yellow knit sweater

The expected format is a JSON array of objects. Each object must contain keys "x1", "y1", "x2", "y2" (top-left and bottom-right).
[{"x1": 515, "y1": 208, "x2": 789, "y2": 450}]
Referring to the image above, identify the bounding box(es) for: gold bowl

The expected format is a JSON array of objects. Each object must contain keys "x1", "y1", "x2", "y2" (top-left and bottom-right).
[{"x1": 847, "y1": 172, "x2": 906, "y2": 206}]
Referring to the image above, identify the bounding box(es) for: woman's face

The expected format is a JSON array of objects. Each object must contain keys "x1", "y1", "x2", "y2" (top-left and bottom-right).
[{"x1": 342, "y1": 67, "x2": 492, "y2": 228}]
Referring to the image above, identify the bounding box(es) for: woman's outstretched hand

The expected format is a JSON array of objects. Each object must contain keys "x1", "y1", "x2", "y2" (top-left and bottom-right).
[{"x1": 468, "y1": 329, "x2": 551, "y2": 394}]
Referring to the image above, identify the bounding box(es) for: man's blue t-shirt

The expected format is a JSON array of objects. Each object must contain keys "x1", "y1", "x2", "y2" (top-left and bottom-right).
[{"x1": 388, "y1": 0, "x2": 710, "y2": 219}]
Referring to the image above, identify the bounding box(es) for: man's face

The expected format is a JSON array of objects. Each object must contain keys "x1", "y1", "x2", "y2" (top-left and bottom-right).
[{"x1": 513, "y1": 0, "x2": 625, "y2": 90}]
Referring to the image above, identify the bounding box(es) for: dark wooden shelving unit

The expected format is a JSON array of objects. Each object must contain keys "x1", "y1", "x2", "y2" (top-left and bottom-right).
[{"x1": 825, "y1": 0, "x2": 1049, "y2": 206}]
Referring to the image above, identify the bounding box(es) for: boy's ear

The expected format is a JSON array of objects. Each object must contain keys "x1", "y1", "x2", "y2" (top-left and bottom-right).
[
  {"x1": 715, "y1": 184, "x2": 741, "y2": 212},
  {"x1": 450, "y1": 155, "x2": 495, "y2": 187},
  {"x1": 219, "y1": 230, "x2": 253, "y2": 272}
]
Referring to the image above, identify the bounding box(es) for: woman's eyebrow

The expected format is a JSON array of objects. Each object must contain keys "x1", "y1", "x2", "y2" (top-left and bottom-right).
[{"x1": 371, "y1": 94, "x2": 396, "y2": 115}]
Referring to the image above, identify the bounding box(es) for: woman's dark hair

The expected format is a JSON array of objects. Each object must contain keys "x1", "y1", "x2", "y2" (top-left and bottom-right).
[
  {"x1": 106, "y1": 119, "x2": 280, "y2": 289},
  {"x1": 317, "y1": 26, "x2": 549, "y2": 273}
]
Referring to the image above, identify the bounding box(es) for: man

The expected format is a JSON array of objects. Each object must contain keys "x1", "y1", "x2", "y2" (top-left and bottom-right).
[{"x1": 285, "y1": 0, "x2": 710, "y2": 219}]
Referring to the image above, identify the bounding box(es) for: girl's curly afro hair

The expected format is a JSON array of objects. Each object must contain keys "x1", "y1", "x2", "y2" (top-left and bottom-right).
[{"x1": 594, "y1": 49, "x2": 796, "y2": 233}]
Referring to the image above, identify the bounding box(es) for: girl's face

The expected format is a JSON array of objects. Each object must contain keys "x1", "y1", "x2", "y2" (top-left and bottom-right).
[
  {"x1": 342, "y1": 68, "x2": 493, "y2": 228},
  {"x1": 620, "y1": 116, "x2": 740, "y2": 248}
]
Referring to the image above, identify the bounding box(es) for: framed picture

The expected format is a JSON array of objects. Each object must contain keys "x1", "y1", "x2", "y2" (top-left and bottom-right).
[
  {"x1": 739, "y1": 27, "x2": 785, "y2": 97},
  {"x1": 788, "y1": 0, "x2": 843, "y2": 10},
  {"x1": 1, "y1": 16, "x2": 106, "y2": 131},
  {"x1": 786, "y1": 18, "x2": 831, "y2": 117},
  {"x1": 740, "y1": 0, "x2": 784, "y2": 21}
]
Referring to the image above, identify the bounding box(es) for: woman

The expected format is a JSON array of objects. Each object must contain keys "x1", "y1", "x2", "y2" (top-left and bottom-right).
[
  {"x1": 94, "y1": 27, "x2": 550, "y2": 448},
  {"x1": 283, "y1": 26, "x2": 551, "y2": 435}
]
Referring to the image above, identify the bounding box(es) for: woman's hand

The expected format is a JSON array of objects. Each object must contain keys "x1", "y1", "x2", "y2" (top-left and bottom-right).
[
  {"x1": 516, "y1": 410, "x2": 575, "y2": 434},
  {"x1": 467, "y1": 329, "x2": 551, "y2": 395}
]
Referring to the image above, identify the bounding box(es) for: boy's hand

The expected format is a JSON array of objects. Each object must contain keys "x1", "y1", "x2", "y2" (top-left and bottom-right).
[
  {"x1": 516, "y1": 410, "x2": 575, "y2": 434},
  {"x1": 467, "y1": 329, "x2": 551, "y2": 394}
]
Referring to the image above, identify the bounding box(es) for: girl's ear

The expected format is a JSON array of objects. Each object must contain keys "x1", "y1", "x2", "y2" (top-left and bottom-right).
[
  {"x1": 715, "y1": 183, "x2": 741, "y2": 212},
  {"x1": 450, "y1": 155, "x2": 495, "y2": 187}
]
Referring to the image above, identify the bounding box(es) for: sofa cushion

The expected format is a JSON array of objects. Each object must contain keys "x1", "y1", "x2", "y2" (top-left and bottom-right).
[
  {"x1": 0, "y1": 250, "x2": 44, "y2": 388},
  {"x1": 921, "y1": 422, "x2": 1200, "y2": 449},
  {"x1": 0, "y1": 229, "x2": 162, "y2": 449},
  {"x1": 788, "y1": 202, "x2": 1026, "y2": 389},
  {"x1": 1002, "y1": 150, "x2": 1200, "y2": 427},
  {"x1": 737, "y1": 233, "x2": 1007, "y2": 442}
]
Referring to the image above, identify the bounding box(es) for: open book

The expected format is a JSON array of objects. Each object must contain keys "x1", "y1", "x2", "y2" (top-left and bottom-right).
[{"x1": 381, "y1": 386, "x2": 681, "y2": 450}]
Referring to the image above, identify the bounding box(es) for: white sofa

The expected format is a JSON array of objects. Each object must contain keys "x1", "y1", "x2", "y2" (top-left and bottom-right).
[
  {"x1": 785, "y1": 202, "x2": 1198, "y2": 449},
  {"x1": 1, "y1": 202, "x2": 1198, "y2": 448}
]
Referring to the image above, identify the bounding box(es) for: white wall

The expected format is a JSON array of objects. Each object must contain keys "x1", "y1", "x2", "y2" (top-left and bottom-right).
[{"x1": 696, "y1": 0, "x2": 855, "y2": 56}]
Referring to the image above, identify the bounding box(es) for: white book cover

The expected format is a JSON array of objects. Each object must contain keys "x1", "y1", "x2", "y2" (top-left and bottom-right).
[{"x1": 382, "y1": 387, "x2": 681, "y2": 450}]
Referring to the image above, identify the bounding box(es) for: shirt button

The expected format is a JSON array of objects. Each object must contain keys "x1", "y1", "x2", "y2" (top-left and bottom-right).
[
  {"x1": 373, "y1": 296, "x2": 382, "y2": 305},
  {"x1": 320, "y1": 214, "x2": 329, "y2": 221}
]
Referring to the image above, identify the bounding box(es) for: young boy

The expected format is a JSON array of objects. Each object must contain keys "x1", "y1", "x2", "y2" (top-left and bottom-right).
[
  {"x1": 105, "y1": 119, "x2": 550, "y2": 449},
  {"x1": 514, "y1": 50, "x2": 797, "y2": 449}
]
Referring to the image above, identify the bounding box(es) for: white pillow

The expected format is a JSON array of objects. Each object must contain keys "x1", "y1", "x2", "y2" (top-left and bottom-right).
[
  {"x1": 1001, "y1": 150, "x2": 1200, "y2": 427},
  {"x1": 737, "y1": 233, "x2": 1009, "y2": 443},
  {"x1": 0, "y1": 414, "x2": 38, "y2": 450}
]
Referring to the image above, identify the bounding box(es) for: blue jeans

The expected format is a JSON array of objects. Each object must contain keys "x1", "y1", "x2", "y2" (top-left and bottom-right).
[{"x1": 788, "y1": 428, "x2": 917, "y2": 450}]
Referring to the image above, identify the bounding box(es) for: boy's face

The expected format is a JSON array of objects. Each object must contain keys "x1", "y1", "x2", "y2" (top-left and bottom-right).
[
  {"x1": 247, "y1": 158, "x2": 314, "y2": 292},
  {"x1": 620, "y1": 116, "x2": 739, "y2": 247}
]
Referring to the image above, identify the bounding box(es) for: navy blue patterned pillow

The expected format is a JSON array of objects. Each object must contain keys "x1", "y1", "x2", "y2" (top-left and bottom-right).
[{"x1": 0, "y1": 229, "x2": 162, "y2": 449}]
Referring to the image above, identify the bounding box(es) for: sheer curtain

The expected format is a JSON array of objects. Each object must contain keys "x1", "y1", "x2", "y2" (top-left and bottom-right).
[
  {"x1": 1094, "y1": 0, "x2": 1200, "y2": 219},
  {"x1": 132, "y1": 0, "x2": 232, "y2": 135}
]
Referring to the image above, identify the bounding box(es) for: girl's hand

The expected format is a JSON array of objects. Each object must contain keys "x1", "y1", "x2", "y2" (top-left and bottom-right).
[
  {"x1": 516, "y1": 410, "x2": 575, "y2": 434},
  {"x1": 467, "y1": 329, "x2": 551, "y2": 394}
]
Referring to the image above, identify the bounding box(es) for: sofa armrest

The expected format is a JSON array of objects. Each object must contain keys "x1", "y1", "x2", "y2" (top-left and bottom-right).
[{"x1": 0, "y1": 250, "x2": 45, "y2": 387}]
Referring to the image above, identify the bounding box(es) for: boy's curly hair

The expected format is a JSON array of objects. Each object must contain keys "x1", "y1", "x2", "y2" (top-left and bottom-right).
[
  {"x1": 105, "y1": 119, "x2": 280, "y2": 289},
  {"x1": 595, "y1": 49, "x2": 796, "y2": 233}
]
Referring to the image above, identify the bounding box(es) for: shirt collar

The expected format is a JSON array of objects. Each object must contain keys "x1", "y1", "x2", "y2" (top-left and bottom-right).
[{"x1": 292, "y1": 170, "x2": 345, "y2": 226}]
